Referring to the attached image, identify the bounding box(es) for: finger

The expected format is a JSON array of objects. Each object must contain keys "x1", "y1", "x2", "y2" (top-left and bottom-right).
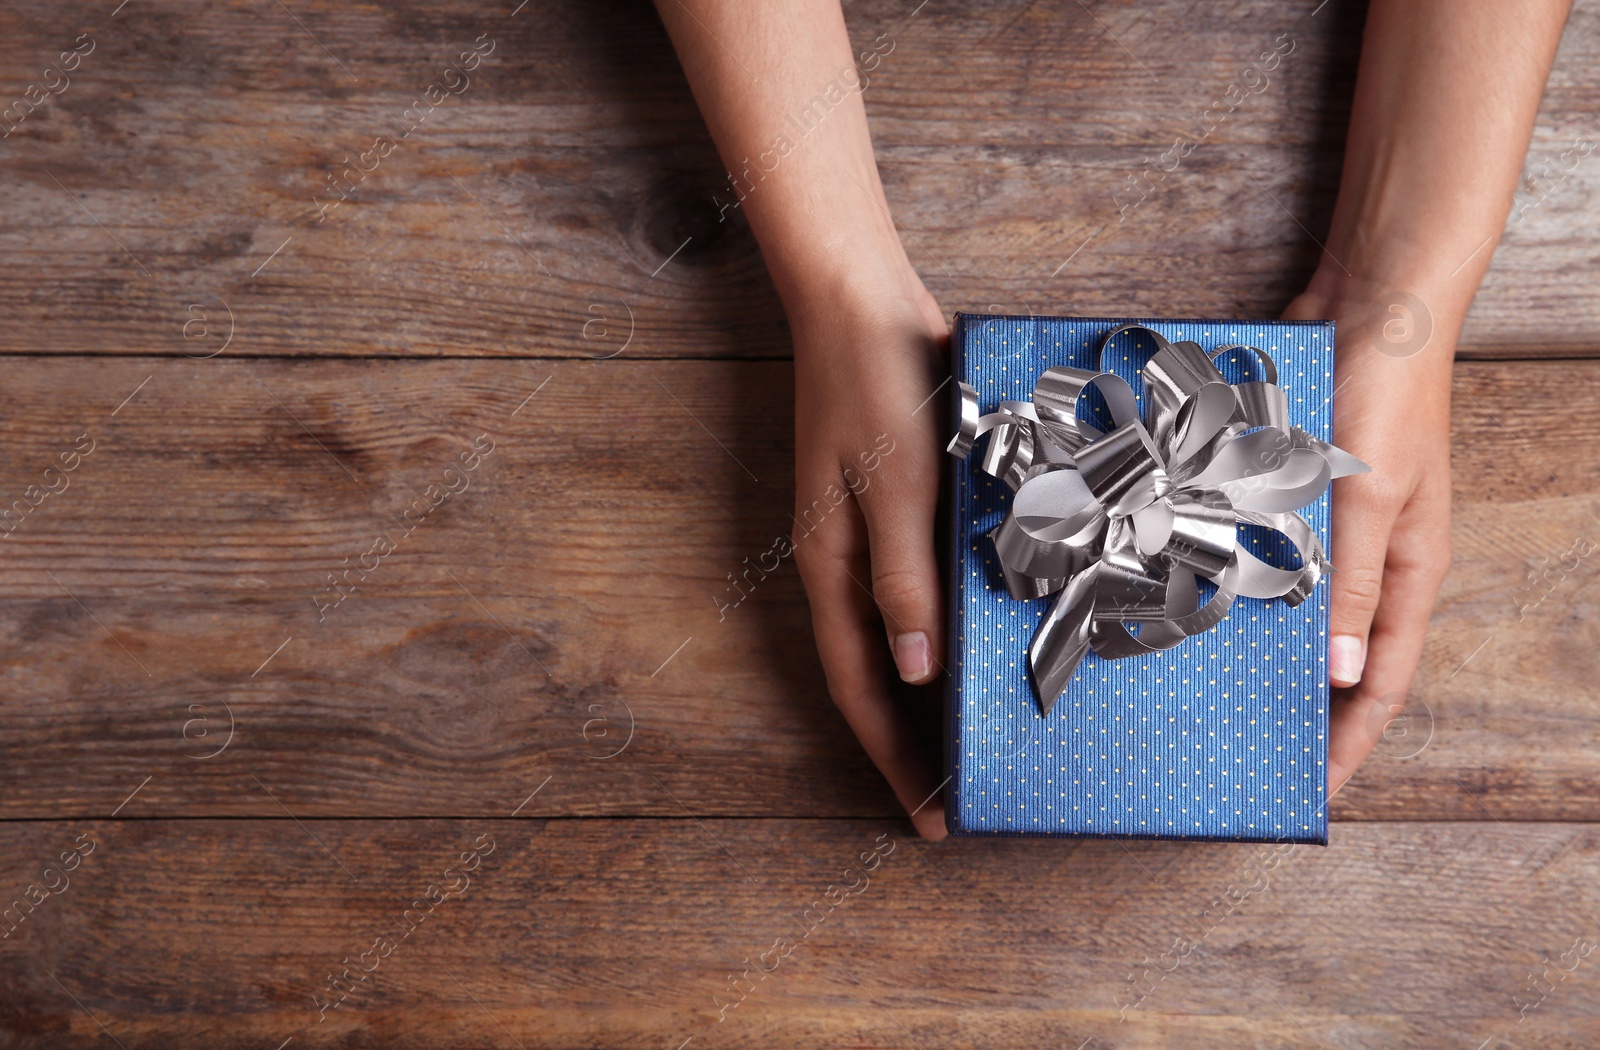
[
  {"x1": 1327, "y1": 483, "x2": 1451, "y2": 795},
  {"x1": 1327, "y1": 469, "x2": 1400, "y2": 687},
  {"x1": 793, "y1": 488, "x2": 947, "y2": 840},
  {"x1": 855, "y1": 438, "x2": 944, "y2": 686}
]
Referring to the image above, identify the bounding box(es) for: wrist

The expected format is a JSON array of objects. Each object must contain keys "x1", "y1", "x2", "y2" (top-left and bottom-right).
[
  {"x1": 722, "y1": 143, "x2": 923, "y2": 326},
  {"x1": 763, "y1": 220, "x2": 928, "y2": 331},
  {"x1": 1293, "y1": 262, "x2": 1468, "y2": 373},
  {"x1": 765, "y1": 212, "x2": 915, "y2": 298},
  {"x1": 1303, "y1": 253, "x2": 1473, "y2": 318}
]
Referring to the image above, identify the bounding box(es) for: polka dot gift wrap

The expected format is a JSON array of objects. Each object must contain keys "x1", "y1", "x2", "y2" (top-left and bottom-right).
[{"x1": 944, "y1": 315, "x2": 1336, "y2": 844}]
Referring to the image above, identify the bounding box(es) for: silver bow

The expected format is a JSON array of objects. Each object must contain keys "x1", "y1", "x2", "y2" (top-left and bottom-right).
[{"x1": 948, "y1": 323, "x2": 1369, "y2": 716}]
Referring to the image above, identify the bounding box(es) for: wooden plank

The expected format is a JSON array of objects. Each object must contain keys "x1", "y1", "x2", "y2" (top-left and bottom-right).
[
  {"x1": 0, "y1": 0, "x2": 1595, "y2": 359},
  {"x1": 1, "y1": 818, "x2": 1598, "y2": 1047},
  {"x1": 0, "y1": 357, "x2": 1594, "y2": 821}
]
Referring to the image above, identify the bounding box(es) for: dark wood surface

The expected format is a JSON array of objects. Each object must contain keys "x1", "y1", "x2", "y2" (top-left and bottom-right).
[
  {"x1": 2, "y1": 0, "x2": 1598, "y2": 1046},
  {"x1": 2, "y1": 0, "x2": 1598, "y2": 359},
  {"x1": 0, "y1": 358, "x2": 1596, "y2": 824},
  {"x1": 5, "y1": 820, "x2": 1600, "y2": 1048}
]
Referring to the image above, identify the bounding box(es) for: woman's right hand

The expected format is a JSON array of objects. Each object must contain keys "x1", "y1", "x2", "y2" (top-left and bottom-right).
[{"x1": 787, "y1": 250, "x2": 952, "y2": 840}]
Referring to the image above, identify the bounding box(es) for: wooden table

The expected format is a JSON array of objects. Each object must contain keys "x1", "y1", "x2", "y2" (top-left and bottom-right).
[{"x1": 3, "y1": 1, "x2": 1598, "y2": 1045}]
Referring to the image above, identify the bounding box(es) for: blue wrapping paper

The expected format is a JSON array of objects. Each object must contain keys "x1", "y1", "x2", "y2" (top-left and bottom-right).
[{"x1": 945, "y1": 314, "x2": 1336, "y2": 843}]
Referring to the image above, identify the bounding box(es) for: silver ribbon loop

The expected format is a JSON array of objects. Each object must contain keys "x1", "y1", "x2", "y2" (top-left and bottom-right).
[
  {"x1": 948, "y1": 381, "x2": 982, "y2": 459},
  {"x1": 1154, "y1": 488, "x2": 1236, "y2": 577},
  {"x1": 1072, "y1": 422, "x2": 1170, "y2": 516},
  {"x1": 950, "y1": 323, "x2": 1371, "y2": 715}
]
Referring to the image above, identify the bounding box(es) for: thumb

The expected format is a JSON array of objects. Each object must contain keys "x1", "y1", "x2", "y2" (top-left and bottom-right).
[
  {"x1": 857, "y1": 464, "x2": 944, "y2": 685},
  {"x1": 1328, "y1": 475, "x2": 1395, "y2": 688}
]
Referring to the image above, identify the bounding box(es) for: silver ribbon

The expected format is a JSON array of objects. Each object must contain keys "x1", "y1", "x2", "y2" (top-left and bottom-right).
[{"x1": 949, "y1": 323, "x2": 1369, "y2": 716}]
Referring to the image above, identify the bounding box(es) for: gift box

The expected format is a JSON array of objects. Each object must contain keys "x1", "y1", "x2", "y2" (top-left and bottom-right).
[{"x1": 944, "y1": 315, "x2": 1360, "y2": 844}]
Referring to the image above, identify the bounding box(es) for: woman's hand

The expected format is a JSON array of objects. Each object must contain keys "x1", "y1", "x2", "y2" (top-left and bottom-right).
[
  {"x1": 1275, "y1": 0, "x2": 1571, "y2": 793},
  {"x1": 647, "y1": 0, "x2": 959, "y2": 840},
  {"x1": 1285, "y1": 273, "x2": 1455, "y2": 794},
  {"x1": 788, "y1": 251, "x2": 951, "y2": 840}
]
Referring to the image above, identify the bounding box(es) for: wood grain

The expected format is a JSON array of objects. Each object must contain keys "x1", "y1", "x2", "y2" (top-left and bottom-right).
[
  {"x1": 2, "y1": 818, "x2": 1599, "y2": 1048},
  {"x1": 0, "y1": 357, "x2": 1593, "y2": 821},
  {"x1": 0, "y1": 0, "x2": 1595, "y2": 359},
  {"x1": 2, "y1": 1, "x2": 1600, "y2": 1045}
]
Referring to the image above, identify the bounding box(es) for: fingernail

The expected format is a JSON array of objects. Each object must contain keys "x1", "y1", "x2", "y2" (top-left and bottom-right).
[
  {"x1": 893, "y1": 632, "x2": 932, "y2": 683},
  {"x1": 1330, "y1": 634, "x2": 1366, "y2": 686},
  {"x1": 912, "y1": 805, "x2": 948, "y2": 842}
]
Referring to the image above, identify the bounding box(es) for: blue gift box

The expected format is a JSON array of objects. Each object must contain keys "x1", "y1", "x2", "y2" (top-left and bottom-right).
[{"x1": 945, "y1": 314, "x2": 1336, "y2": 844}]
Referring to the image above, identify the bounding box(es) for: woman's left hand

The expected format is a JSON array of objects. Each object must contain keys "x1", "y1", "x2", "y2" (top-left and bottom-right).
[{"x1": 1284, "y1": 273, "x2": 1457, "y2": 794}]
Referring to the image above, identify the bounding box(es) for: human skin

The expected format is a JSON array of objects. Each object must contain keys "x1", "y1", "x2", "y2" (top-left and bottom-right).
[
  {"x1": 1280, "y1": 0, "x2": 1571, "y2": 791},
  {"x1": 652, "y1": 0, "x2": 1573, "y2": 839}
]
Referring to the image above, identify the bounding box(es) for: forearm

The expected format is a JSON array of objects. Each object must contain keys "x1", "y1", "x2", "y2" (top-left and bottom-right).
[
  {"x1": 650, "y1": 0, "x2": 907, "y2": 314},
  {"x1": 1309, "y1": 0, "x2": 1572, "y2": 336}
]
